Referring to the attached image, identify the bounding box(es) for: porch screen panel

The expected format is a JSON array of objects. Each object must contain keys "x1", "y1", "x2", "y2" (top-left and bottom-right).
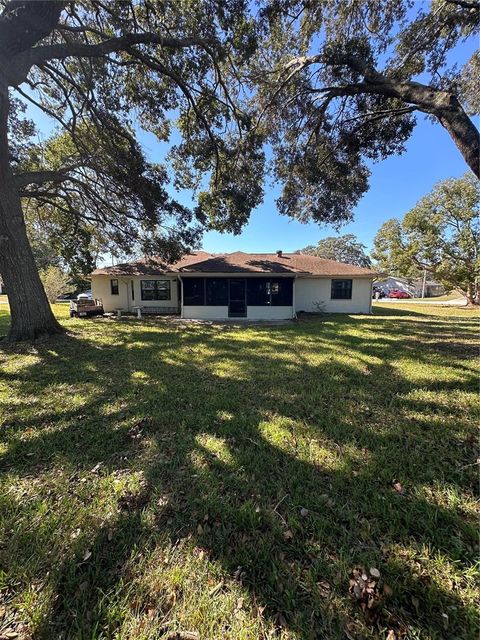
[
  {"x1": 183, "y1": 278, "x2": 205, "y2": 305},
  {"x1": 247, "y1": 278, "x2": 293, "y2": 306},
  {"x1": 270, "y1": 279, "x2": 293, "y2": 306},
  {"x1": 206, "y1": 278, "x2": 228, "y2": 305},
  {"x1": 246, "y1": 278, "x2": 270, "y2": 305}
]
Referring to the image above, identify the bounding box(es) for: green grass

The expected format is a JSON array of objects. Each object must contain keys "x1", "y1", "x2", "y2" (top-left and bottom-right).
[
  {"x1": 424, "y1": 290, "x2": 465, "y2": 302},
  {"x1": 0, "y1": 304, "x2": 478, "y2": 639}
]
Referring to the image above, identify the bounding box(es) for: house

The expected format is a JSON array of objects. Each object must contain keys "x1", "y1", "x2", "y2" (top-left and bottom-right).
[
  {"x1": 90, "y1": 251, "x2": 378, "y2": 320},
  {"x1": 375, "y1": 275, "x2": 445, "y2": 298},
  {"x1": 374, "y1": 276, "x2": 414, "y2": 297}
]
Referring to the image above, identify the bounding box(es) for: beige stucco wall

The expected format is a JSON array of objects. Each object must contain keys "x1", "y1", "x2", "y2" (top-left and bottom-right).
[
  {"x1": 91, "y1": 275, "x2": 179, "y2": 312},
  {"x1": 294, "y1": 277, "x2": 373, "y2": 314}
]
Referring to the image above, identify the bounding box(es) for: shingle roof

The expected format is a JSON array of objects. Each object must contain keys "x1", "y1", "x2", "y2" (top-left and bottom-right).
[
  {"x1": 91, "y1": 251, "x2": 378, "y2": 277},
  {"x1": 90, "y1": 251, "x2": 213, "y2": 276}
]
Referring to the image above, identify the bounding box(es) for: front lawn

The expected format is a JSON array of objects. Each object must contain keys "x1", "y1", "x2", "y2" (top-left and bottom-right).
[{"x1": 0, "y1": 304, "x2": 478, "y2": 639}]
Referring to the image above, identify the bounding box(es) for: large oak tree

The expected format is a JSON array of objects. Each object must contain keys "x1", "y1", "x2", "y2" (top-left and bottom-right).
[
  {"x1": 1, "y1": 0, "x2": 263, "y2": 341},
  {"x1": 298, "y1": 234, "x2": 371, "y2": 267},
  {"x1": 372, "y1": 174, "x2": 480, "y2": 303}
]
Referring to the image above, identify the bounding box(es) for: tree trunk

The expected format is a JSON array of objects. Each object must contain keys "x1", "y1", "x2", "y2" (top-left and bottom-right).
[
  {"x1": 466, "y1": 282, "x2": 478, "y2": 306},
  {"x1": 0, "y1": 85, "x2": 63, "y2": 342}
]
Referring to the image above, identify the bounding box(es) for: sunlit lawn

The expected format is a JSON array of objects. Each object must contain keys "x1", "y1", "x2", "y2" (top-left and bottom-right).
[{"x1": 0, "y1": 303, "x2": 478, "y2": 639}]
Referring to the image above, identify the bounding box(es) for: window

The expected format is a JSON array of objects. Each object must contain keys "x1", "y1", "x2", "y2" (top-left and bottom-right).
[
  {"x1": 131, "y1": 280, "x2": 135, "y2": 300},
  {"x1": 183, "y1": 278, "x2": 205, "y2": 305},
  {"x1": 111, "y1": 279, "x2": 119, "y2": 295},
  {"x1": 247, "y1": 278, "x2": 293, "y2": 306},
  {"x1": 140, "y1": 280, "x2": 171, "y2": 301},
  {"x1": 331, "y1": 279, "x2": 352, "y2": 300},
  {"x1": 206, "y1": 278, "x2": 228, "y2": 305}
]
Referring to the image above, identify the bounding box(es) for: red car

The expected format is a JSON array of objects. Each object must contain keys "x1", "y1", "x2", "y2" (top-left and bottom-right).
[{"x1": 388, "y1": 289, "x2": 411, "y2": 299}]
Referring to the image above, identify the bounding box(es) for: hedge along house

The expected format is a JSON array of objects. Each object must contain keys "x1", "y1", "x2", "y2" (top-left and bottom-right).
[{"x1": 90, "y1": 251, "x2": 378, "y2": 320}]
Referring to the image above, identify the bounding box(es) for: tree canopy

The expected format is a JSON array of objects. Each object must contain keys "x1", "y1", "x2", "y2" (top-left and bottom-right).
[
  {"x1": 372, "y1": 173, "x2": 480, "y2": 303},
  {"x1": 298, "y1": 234, "x2": 372, "y2": 267},
  {"x1": 251, "y1": 0, "x2": 479, "y2": 225}
]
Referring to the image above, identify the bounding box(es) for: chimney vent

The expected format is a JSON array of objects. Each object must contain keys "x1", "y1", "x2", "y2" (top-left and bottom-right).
[{"x1": 276, "y1": 250, "x2": 283, "y2": 257}]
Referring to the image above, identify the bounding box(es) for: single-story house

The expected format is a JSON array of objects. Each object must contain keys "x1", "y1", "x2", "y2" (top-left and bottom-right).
[
  {"x1": 90, "y1": 251, "x2": 378, "y2": 320},
  {"x1": 375, "y1": 275, "x2": 445, "y2": 298}
]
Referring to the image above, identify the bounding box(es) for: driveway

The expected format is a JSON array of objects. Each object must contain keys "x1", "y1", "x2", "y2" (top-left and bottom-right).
[{"x1": 376, "y1": 297, "x2": 467, "y2": 306}]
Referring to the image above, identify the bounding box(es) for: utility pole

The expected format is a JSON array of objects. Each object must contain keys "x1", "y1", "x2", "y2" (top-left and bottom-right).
[{"x1": 421, "y1": 268, "x2": 427, "y2": 299}]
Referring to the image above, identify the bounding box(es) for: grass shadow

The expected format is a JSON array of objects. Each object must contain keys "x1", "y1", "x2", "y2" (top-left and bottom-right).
[{"x1": 0, "y1": 308, "x2": 478, "y2": 638}]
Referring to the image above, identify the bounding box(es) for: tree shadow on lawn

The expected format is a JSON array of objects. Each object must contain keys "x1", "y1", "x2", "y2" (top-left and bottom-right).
[{"x1": 0, "y1": 316, "x2": 478, "y2": 639}]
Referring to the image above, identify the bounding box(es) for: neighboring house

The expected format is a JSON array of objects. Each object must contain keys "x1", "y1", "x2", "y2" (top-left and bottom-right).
[
  {"x1": 375, "y1": 275, "x2": 445, "y2": 298},
  {"x1": 411, "y1": 278, "x2": 445, "y2": 298},
  {"x1": 90, "y1": 250, "x2": 377, "y2": 320}
]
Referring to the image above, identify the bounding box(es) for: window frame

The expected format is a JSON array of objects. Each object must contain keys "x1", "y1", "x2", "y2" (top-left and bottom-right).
[
  {"x1": 110, "y1": 278, "x2": 119, "y2": 295},
  {"x1": 330, "y1": 279, "x2": 353, "y2": 300},
  {"x1": 140, "y1": 279, "x2": 171, "y2": 301}
]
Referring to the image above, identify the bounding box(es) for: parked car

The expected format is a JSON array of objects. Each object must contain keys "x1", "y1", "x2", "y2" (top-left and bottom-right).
[
  {"x1": 388, "y1": 289, "x2": 411, "y2": 299},
  {"x1": 77, "y1": 290, "x2": 93, "y2": 300}
]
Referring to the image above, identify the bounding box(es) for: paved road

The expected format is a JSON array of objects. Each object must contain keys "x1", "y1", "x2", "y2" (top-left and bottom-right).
[{"x1": 375, "y1": 298, "x2": 467, "y2": 306}]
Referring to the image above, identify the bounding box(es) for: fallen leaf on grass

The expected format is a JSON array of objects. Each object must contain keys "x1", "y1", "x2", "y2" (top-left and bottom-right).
[
  {"x1": 283, "y1": 529, "x2": 294, "y2": 540},
  {"x1": 348, "y1": 567, "x2": 386, "y2": 624},
  {"x1": 82, "y1": 550, "x2": 92, "y2": 562},
  {"x1": 392, "y1": 481, "x2": 406, "y2": 495}
]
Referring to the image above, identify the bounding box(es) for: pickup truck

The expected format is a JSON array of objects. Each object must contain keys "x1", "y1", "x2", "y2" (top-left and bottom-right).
[{"x1": 69, "y1": 297, "x2": 104, "y2": 317}]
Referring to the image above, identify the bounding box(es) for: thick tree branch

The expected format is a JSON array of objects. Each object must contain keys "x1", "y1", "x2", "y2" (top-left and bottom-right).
[
  {"x1": 14, "y1": 165, "x2": 80, "y2": 189},
  {"x1": 20, "y1": 33, "x2": 213, "y2": 74},
  {"x1": 281, "y1": 52, "x2": 480, "y2": 177}
]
